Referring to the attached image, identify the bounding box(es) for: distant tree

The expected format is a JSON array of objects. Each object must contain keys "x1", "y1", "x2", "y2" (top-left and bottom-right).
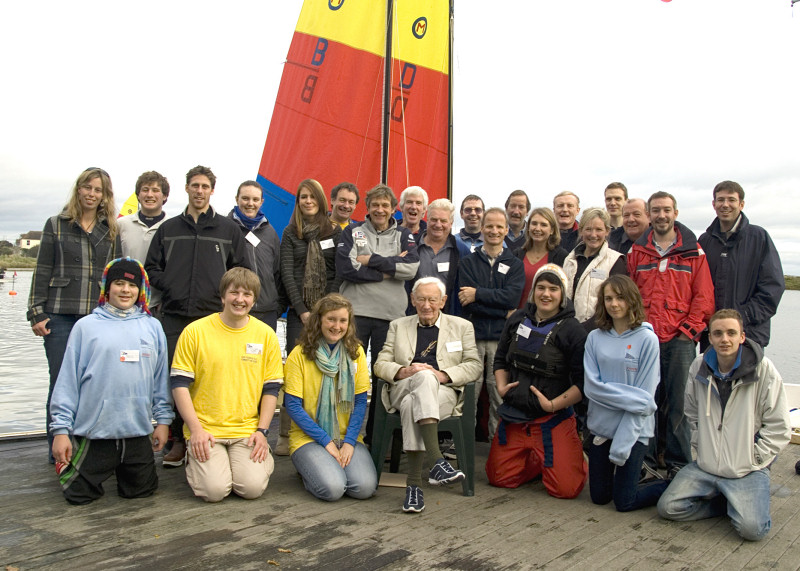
[
  {"x1": 24, "y1": 245, "x2": 40, "y2": 258},
  {"x1": 0, "y1": 241, "x2": 13, "y2": 256}
]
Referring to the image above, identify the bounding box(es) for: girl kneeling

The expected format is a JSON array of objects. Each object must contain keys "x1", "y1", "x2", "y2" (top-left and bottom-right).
[
  {"x1": 284, "y1": 294, "x2": 377, "y2": 501},
  {"x1": 486, "y1": 264, "x2": 588, "y2": 499},
  {"x1": 584, "y1": 275, "x2": 667, "y2": 511}
]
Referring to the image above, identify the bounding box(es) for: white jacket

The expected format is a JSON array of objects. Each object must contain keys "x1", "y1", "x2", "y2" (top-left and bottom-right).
[
  {"x1": 563, "y1": 242, "x2": 623, "y2": 322},
  {"x1": 686, "y1": 339, "x2": 790, "y2": 479}
]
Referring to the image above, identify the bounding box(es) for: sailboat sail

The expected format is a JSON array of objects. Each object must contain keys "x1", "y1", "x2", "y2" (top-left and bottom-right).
[{"x1": 257, "y1": 0, "x2": 452, "y2": 234}]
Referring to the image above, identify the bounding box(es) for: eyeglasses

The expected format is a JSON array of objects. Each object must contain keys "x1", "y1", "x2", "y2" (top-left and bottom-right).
[{"x1": 463, "y1": 207, "x2": 483, "y2": 214}]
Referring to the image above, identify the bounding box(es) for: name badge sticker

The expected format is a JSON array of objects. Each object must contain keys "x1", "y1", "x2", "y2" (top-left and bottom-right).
[
  {"x1": 245, "y1": 231, "x2": 261, "y2": 247},
  {"x1": 516, "y1": 324, "x2": 531, "y2": 338},
  {"x1": 589, "y1": 268, "x2": 607, "y2": 279},
  {"x1": 446, "y1": 341, "x2": 462, "y2": 352},
  {"x1": 120, "y1": 350, "x2": 140, "y2": 362},
  {"x1": 320, "y1": 238, "x2": 334, "y2": 250},
  {"x1": 498, "y1": 263, "x2": 510, "y2": 275},
  {"x1": 437, "y1": 262, "x2": 450, "y2": 272},
  {"x1": 246, "y1": 343, "x2": 263, "y2": 355},
  {"x1": 659, "y1": 259, "x2": 668, "y2": 272}
]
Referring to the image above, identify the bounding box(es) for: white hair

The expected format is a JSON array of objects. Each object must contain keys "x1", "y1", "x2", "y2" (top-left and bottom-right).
[
  {"x1": 399, "y1": 186, "x2": 429, "y2": 210},
  {"x1": 411, "y1": 276, "x2": 446, "y2": 297},
  {"x1": 427, "y1": 198, "x2": 455, "y2": 222}
]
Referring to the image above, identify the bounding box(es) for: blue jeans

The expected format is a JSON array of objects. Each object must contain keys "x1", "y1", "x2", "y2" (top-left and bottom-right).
[
  {"x1": 44, "y1": 313, "x2": 82, "y2": 459},
  {"x1": 648, "y1": 337, "x2": 695, "y2": 471},
  {"x1": 291, "y1": 441, "x2": 377, "y2": 501},
  {"x1": 589, "y1": 439, "x2": 668, "y2": 512},
  {"x1": 657, "y1": 462, "x2": 772, "y2": 541}
]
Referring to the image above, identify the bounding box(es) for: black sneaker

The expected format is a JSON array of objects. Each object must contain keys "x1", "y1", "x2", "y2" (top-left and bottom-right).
[
  {"x1": 403, "y1": 485, "x2": 424, "y2": 513},
  {"x1": 639, "y1": 462, "x2": 663, "y2": 484},
  {"x1": 442, "y1": 443, "x2": 457, "y2": 460},
  {"x1": 428, "y1": 458, "x2": 465, "y2": 486}
]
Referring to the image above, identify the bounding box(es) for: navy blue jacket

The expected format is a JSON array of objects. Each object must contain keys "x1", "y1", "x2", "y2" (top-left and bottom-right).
[
  {"x1": 457, "y1": 247, "x2": 524, "y2": 340},
  {"x1": 698, "y1": 213, "x2": 784, "y2": 347}
]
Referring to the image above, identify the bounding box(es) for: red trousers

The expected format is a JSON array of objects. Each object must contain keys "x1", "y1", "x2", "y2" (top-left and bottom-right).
[{"x1": 486, "y1": 413, "x2": 587, "y2": 499}]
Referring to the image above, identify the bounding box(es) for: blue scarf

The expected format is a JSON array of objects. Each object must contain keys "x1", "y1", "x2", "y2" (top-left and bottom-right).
[
  {"x1": 233, "y1": 205, "x2": 265, "y2": 231},
  {"x1": 314, "y1": 341, "x2": 356, "y2": 444}
]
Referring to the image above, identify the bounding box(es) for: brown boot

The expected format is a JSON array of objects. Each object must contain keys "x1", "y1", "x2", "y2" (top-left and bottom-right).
[{"x1": 163, "y1": 440, "x2": 186, "y2": 467}]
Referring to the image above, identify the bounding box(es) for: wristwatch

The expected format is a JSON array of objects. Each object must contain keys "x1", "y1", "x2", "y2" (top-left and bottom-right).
[{"x1": 256, "y1": 428, "x2": 269, "y2": 438}]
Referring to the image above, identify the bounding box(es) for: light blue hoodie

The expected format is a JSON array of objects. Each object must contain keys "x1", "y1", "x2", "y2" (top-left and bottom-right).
[
  {"x1": 50, "y1": 305, "x2": 173, "y2": 438},
  {"x1": 583, "y1": 322, "x2": 660, "y2": 466}
]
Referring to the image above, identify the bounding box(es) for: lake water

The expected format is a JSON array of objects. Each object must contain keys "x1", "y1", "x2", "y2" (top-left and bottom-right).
[{"x1": 1, "y1": 270, "x2": 798, "y2": 435}]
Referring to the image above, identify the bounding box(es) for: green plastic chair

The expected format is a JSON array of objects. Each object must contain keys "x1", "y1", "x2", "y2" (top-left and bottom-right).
[{"x1": 370, "y1": 378, "x2": 476, "y2": 496}]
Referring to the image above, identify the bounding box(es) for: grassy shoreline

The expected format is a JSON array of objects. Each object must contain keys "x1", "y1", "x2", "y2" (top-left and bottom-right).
[{"x1": 0, "y1": 256, "x2": 36, "y2": 269}]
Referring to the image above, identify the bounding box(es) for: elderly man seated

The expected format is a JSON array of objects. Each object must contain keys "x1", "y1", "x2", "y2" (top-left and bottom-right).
[{"x1": 375, "y1": 277, "x2": 482, "y2": 513}]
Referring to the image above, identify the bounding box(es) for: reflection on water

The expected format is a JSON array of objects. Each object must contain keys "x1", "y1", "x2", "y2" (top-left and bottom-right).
[
  {"x1": 763, "y1": 289, "x2": 800, "y2": 383},
  {"x1": 0, "y1": 271, "x2": 49, "y2": 434},
  {"x1": 0, "y1": 269, "x2": 798, "y2": 434}
]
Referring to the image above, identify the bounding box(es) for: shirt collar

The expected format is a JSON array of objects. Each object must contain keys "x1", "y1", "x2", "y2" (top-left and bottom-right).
[{"x1": 416, "y1": 312, "x2": 443, "y2": 328}]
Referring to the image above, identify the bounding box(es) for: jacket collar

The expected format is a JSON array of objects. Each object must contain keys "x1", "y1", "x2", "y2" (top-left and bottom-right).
[{"x1": 699, "y1": 337, "x2": 762, "y2": 385}]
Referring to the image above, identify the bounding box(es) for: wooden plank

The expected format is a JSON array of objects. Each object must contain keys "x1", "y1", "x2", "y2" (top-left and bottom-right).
[{"x1": 3, "y1": 439, "x2": 800, "y2": 571}]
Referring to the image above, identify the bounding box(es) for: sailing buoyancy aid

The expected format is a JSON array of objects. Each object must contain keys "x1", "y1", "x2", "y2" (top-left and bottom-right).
[{"x1": 502, "y1": 317, "x2": 570, "y2": 418}]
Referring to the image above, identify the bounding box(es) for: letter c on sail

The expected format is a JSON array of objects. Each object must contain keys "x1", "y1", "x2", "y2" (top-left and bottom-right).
[
  {"x1": 412, "y1": 17, "x2": 427, "y2": 39},
  {"x1": 329, "y1": 0, "x2": 345, "y2": 10}
]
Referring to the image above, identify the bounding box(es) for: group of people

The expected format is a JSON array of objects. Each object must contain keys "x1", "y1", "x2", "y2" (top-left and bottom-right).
[{"x1": 30, "y1": 168, "x2": 792, "y2": 541}]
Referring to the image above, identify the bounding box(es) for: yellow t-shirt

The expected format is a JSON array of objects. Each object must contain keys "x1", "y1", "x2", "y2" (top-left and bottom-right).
[
  {"x1": 283, "y1": 344, "x2": 369, "y2": 455},
  {"x1": 172, "y1": 314, "x2": 283, "y2": 439}
]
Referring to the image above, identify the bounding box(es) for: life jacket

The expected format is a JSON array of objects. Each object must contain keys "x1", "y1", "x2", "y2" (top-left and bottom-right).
[{"x1": 503, "y1": 317, "x2": 569, "y2": 417}]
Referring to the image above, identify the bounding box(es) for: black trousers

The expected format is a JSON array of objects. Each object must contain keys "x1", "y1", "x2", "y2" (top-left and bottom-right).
[
  {"x1": 59, "y1": 436, "x2": 158, "y2": 505},
  {"x1": 355, "y1": 316, "x2": 390, "y2": 445}
]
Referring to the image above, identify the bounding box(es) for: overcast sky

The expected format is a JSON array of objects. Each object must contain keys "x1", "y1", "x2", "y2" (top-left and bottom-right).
[{"x1": 2, "y1": 1, "x2": 799, "y2": 272}]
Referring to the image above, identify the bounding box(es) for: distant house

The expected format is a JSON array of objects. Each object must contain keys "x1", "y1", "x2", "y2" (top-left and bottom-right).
[{"x1": 16, "y1": 231, "x2": 42, "y2": 250}]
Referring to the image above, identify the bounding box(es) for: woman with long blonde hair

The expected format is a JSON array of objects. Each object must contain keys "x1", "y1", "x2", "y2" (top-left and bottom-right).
[{"x1": 28, "y1": 167, "x2": 122, "y2": 462}]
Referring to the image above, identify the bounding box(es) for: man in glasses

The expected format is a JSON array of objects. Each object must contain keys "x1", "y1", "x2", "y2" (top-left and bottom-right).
[{"x1": 455, "y1": 195, "x2": 485, "y2": 254}]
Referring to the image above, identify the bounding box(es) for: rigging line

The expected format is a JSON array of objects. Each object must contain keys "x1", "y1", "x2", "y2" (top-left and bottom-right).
[
  {"x1": 392, "y1": 1, "x2": 411, "y2": 190},
  {"x1": 357, "y1": 56, "x2": 386, "y2": 188}
]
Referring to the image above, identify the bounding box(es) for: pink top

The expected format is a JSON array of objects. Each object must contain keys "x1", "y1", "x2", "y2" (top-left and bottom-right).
[{"x1": 519, "y1": 252, "x2": 548, "y2": 308}]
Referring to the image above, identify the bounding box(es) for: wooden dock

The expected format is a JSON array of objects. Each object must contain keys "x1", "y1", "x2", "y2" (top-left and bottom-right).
[{"x1": 2, "y1": 428, "x2": 799, "y2": 570}]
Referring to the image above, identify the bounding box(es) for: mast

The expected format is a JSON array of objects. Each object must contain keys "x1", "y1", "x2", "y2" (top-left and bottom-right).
[
  {"x1": 447, "y1": 0, "x2": 454, "y2": 201},
  {"x1": 381, "y1": 0, "x2": 394, "y2": 185}
]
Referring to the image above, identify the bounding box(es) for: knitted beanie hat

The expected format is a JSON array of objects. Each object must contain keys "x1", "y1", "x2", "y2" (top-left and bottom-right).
[
  {"x1": 98, "y1": 257, "x2": 151, "y2": 314},
  {"x1": 532, "y1": 263, "x2": 569, "y2": 308}
]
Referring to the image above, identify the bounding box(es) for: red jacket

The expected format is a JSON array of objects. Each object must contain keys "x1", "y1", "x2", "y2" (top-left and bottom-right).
[{"x1": 627, "y1": 222, "x2": 714, "y2": 343}]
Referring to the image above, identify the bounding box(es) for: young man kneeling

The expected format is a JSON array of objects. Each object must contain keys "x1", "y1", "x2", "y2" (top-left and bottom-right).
[
  {"x1": 657, "y1": 309, "x2": 790, "y2": 541},
  {"x1": 171, "y1": 268, "x2": 283, "y2": 502}
]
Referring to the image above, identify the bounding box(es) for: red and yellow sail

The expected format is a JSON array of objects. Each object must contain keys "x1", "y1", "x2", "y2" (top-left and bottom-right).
[{"x1": 257, "y1": 0, "x2": 451, "y2": 231}]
